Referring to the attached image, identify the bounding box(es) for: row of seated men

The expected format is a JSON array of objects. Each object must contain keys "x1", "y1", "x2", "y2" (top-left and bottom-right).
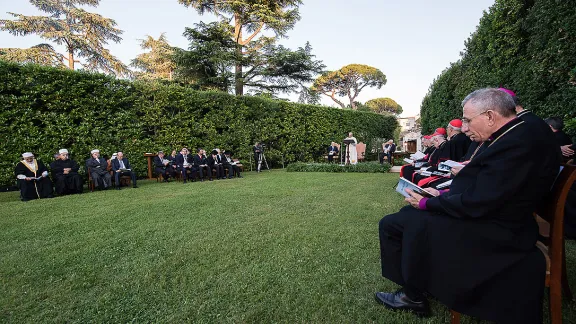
[
  {"x1": 375, "y1": 88, "x2": 575, "y2": 323},
  {"x1": 153, "y1": 148, "x2": 243, "y2": 184},
  {"x1": 14, "y1": 147, "x2": 244, "y2": 201},
  {"x1": 14, "y1": 148, "x2": 138, "y2": 201}
]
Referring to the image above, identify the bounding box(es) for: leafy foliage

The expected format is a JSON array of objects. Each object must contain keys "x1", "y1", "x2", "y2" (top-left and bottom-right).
[
  {"x1": 0, "y1": 0, "x2": 130, "y2": 76},
  {"x1": 0, "y1": 60, "x2": 397, "y2": 186},
  {"x1": 312, "y1": 64, "x2": 387, "y2": 110},
  {"x1": 131, "y1": 33, "x2": 176, "y2": 81},
  {"x1": 286, "y1": 161, "x2": 391, "y2": 173},
  {"x1": 420, "y1": 0, "x2": 576, "y2": 138},
  {"x1": 174, "y1": 21, "x2": 324, "y2": 94},
  {"x1": 365, "y1": 97, "x2": 402, "y2": 115},
  {"x1": 177, "y1": 0, "x2": 313, "y2": 95},
  {"x1": 0, "y1": 44, "x2": 65, "y2": 68}
]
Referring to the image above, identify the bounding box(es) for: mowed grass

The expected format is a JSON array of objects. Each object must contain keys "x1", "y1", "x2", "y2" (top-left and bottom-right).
[{"x1": 1, "y1": 170, "x2": 575, "y2": 323}]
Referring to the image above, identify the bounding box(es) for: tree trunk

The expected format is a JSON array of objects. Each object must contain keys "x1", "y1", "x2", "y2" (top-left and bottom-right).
[
  {"x1": 234, "y1": 13, "x2": 243, "y2": 96},
  {"x1": 68, "y1": 49, "x2": 74, "y2": 70}
]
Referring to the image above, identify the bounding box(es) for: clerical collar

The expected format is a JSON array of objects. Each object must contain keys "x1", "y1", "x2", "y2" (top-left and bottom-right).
[{"x1": 487, "y1": 117, "x2": 523, "y2": 142}]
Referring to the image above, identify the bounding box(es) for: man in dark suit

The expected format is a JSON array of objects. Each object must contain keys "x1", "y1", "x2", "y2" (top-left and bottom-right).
[
  {"x1": 154, "y1": 151, "x2": 175, "y2": 182},
  {"x1": 376, "y1": 88, "x2": 560, "y2": 323},
  {"x1": 193, "y1": 148, "x2": 212, "y2": 181},
  {"x1": 175, "y1": 148, "x2": 195, "y2": 183},
  {"x1": 111, "y1": 151, "x2": 137, "y2": 190},
  {"x1": 222, "y1": 151, "x2": 242, "y2": 179},
  {"x1": 208, "y1": 149, "x2": 225, "y2": 180},
  {"x1": 86, "y1": 149, "x2": 112, "y2": 190},
  {"x1": 327, "y1": 142, "x2": 339, "y2": 163}
]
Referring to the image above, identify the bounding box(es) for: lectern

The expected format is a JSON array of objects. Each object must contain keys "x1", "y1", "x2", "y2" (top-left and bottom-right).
[{"x1": 342, "y1": 138, "x2": 355, "y2": 166}]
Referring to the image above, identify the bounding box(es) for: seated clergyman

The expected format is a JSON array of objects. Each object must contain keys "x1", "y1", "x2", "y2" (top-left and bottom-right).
[
  {"x1": 222, "y1": 150, "x2": 242, "y2": 179},
  {"x1": 50, "y1": 148, "x2": 83, "y2": 195},
  {"x1": 111, "y1": 151, "x2": 138, "y2": 190},
  {"x1": 375, "y1": 88, "x2": 561, "y2": 323},
  {"x1": 85, "y1": 149, "x2": 112, "y2": 190},
  {"x1": 15, "y1": 152, "x2": 54, "y2": 201}
]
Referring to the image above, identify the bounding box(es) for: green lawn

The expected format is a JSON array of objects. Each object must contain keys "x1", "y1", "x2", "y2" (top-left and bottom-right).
[{"x1": 1, "y1": 170, "x2": 575, "y2": 323}]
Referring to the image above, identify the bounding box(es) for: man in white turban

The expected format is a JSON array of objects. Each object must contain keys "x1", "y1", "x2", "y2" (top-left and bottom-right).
[{"x1": 15, "y1": 152, "x2": 54, "y2": 201}]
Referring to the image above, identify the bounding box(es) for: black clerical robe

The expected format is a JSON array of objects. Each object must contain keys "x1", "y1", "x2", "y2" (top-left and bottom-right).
[
  {"x1": 50, "y1": 159, "x2": 83, "y2": 194},
  {"x1": 379, "y1": 117, "x2": 561, "y2": 323},
  {"x1": 448, "y1": 132, "x2": 471, "y2": 162},
  {"x1": 15, "y1": 159, "x2": 53, "y2": 200}
]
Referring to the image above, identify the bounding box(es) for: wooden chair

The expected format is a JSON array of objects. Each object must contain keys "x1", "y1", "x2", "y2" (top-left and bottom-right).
[
  {"x1": 450, "y1": 164, "x2": 576, "y2": 324},
  {"x1": 87, "y1": 168, "x2": 95, "y2": 192},
  {"x1": 233, "y1": 159, "x2": 244, "y2": 172},
  {"x1": 356, "y1": 142, "x2": 366, "y2": 162}
]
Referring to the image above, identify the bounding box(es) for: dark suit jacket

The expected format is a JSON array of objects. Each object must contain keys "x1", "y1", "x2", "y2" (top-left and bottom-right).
[
  {"x1": 207, "y1": 155, "x2": 221, "y2": 167},
  {"x1": 193, "y1": 154, "x2": 208, "y2": 166},
  {"x1": 154, "y1": 156, "x2": 169, "y2": 168},
  {"x1": 111, "y1": 157, "x2": 132, "y2": 172},
  {"x1": 328, "y1": 146, "x2": 339, "y2": 154},
  {"x1": 175, "y1": 154, "x2": 193, "y2": 168}
]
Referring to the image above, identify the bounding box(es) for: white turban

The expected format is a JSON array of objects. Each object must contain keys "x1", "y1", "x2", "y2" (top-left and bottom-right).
[
  {"x1": 91, "y1": 149, "x2": 100, "y2": 154},
  {"x1": 59, "y1": 149, "x2": 69, "y2": 154},
  {"x1": 22, "y1": 152, "x2": 34, "y2": 158}
]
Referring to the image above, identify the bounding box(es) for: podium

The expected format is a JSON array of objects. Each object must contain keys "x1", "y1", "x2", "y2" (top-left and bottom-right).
[
  {"x1": 144, "y1": 153, "x2": 157, "y2": 179},
  {"x1": 342, "y1": 138, "x2": 355, "y2": 165}
]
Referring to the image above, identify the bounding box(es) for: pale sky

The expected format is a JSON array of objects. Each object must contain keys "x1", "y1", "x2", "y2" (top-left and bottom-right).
[{"x1": 0, "y1": 0, "x2": 495, "y2": 117}]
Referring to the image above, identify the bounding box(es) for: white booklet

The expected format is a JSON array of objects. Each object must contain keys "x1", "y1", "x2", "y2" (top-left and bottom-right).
[
  {"x1": 403, "y1": 158, "x2": 414, "y2": 164},
  {"x1": 438, "y1": 160, "x2": 464, "y2": 172},
  {"x1": 395, "y1": 177, "x2": 438, "y2": 198},
  {"x1": 410, "y1": 151, "x2": 426, "y2": 160},
  {"x1": 436, "y1": 180, "x2": 452, "y2": 189}
]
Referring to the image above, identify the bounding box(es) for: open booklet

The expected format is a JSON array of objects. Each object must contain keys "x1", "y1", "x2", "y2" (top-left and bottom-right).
[
  {"x1": 438, "y1": 160, "x2": 464, "y2": 172},
  {"x1": 395, "y1": 177, "x2": 439, "y2": 198},
  {"x1": 119, "y1": 168, "x2": 131, "y2": 172},
  {"x1": 410, "y1": 151, "x2": 426, "y2": 160}
]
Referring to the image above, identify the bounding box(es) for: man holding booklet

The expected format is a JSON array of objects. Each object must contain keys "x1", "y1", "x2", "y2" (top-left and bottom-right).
[
  {"x1": 375, "y1": 88, "x2": 560, "y2": 323},
  {"x1": 111, "y1": 151, "x2": 138, "y2": 189}
]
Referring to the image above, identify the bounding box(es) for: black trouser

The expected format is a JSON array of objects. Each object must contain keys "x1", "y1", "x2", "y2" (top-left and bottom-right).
[
  {"x1": 155, "y1": 167, "x2": 175, "y2": 180},
  {"x1": 211, "y1": 164, "x2": 224, "y2": 179},
  {"x1": 54, "y1": 174, "x2": 83, "y2": 194},
  {"x1": 115, "y1": 170, "x2": 137, "y2": 187},
  {"x1": 179, "y1": 166, "x2": 196, "y2": 182},
  {"x1": 195, "y1": 166, "x2": 211, "y2": 179},
  {"x1": 328, "y1": 154, "x2": 334, "y2": 163}
]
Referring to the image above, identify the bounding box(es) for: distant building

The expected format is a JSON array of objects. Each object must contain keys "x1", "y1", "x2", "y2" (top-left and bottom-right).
[
  {"x1": 397, "y1": 116, "x2": 421, "y2": 153},
  {"x1": 397, "y1": 116, "x2": 417, "y2": 132}
]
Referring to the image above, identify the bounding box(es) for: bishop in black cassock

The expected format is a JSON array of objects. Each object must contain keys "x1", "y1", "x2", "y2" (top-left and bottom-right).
[
  {"x1": 15, "y1": 152, "x2": 54, "y2": 201},
  {"x1": 376, "y1": 88, "x2": 561, "y2": 323}
]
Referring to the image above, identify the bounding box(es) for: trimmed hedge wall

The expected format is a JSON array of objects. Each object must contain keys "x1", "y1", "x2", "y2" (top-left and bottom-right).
[
  {"x1": 0, "y1": 61, "x2": 397, "y2": 186},
  {"x1": 420, "y1": 0, "x2": 576, "y2": 138},
  {"x1": 286, "y1": 161, "x2": 391, "y2": 173}
]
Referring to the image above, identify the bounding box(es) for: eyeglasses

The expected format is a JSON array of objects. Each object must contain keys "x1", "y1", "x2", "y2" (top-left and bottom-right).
[{"x1": 462, "y1": 110, "x2": 489, "y2": 125}]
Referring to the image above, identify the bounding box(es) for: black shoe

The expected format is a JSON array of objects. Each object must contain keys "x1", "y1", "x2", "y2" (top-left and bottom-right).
[
  {"x1": 209, "y1": 178, "x2": 213, "y2": 181},
  {"x1": 116, "y1": 187, "x2": 121, "y2": 190},
  {"x1": 200, "y1": 179, "x2": 204, "y2": 182},
  {"x1": 374, "y1": 289, "x2": 430, "y2": 317},
  {"x1": 238, "y1": 175, "x2": 243, "y2": 178},
  {"x1": 133, "y1": 185, "x2": 138, "y2": 188},
  {"x1": 163, "y1": 179, "x2": 168, "y2": 183},
  {"x1": 228, "y1": 176, "x2": 233, "y2": 179}
]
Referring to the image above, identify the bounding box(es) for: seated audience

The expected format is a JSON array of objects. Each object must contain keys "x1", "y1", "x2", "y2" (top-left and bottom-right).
[
  {"x1": 111, "y1": 151, "x2": 138, "y2": 189},
  {"x1": 15, "y1": 152, "x2": 53, "y2": 201},
  {"x1": 50, "y1": 148, "x2": 83, "y2": 195},
  {"x1": 154, "y1": 151, "x2": 175, "y2": 182},
  {"x1": 376, "y1": 88, "x2": 560, "y2": 323},
  {"x1": 86, "y1": 149, "x2": 112, "y2": 190}
]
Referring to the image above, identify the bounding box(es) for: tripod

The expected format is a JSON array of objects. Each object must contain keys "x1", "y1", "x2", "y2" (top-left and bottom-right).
[{"x1": 257, "y1": 151, "x2": 270, "y2": 172}]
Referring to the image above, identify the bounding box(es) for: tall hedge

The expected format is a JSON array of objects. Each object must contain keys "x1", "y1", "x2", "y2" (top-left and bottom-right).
[
  {"x1": 0, "y1": 61, "x2": 397, "y2": 186},
  {"x1": 420, "y1": 0, "x2": 576, "y2": 138}
]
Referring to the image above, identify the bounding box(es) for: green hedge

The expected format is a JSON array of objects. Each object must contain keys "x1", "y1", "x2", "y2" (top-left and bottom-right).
[
  {"x1": 0, "y1": 61, "x2": 397, "y2": 186},
  {"x1": 420, "y1": 0, "x2": 576, "y2": 139},
  {"x1": 286, "y1": 161, "x2": 391, "y2": 173}
]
